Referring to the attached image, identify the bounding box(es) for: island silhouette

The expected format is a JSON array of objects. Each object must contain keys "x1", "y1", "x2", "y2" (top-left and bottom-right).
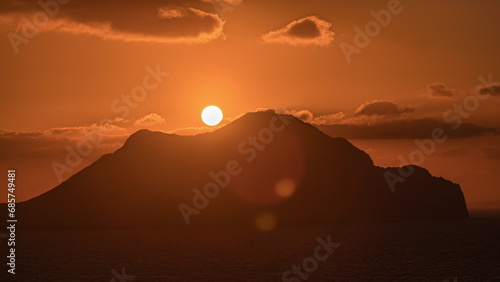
[{"x1": 8, "y1": 110, "x2": 468, "y2": 230}]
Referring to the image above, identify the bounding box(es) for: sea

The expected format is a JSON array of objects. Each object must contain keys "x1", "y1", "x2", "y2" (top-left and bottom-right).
[{"x1": 3, "y1": 211, "x2": 500, "y2": 281}]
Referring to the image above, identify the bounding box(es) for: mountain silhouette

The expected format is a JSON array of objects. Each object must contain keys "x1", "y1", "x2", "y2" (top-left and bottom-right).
[{"x1": 12, "y1": 110, "x2": 468, "y2": 229}]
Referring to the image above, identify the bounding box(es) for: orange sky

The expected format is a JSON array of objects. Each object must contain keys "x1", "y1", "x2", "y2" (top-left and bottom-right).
[{"x1": 0, "y1": 0, "x2": 499, "y2": 204}]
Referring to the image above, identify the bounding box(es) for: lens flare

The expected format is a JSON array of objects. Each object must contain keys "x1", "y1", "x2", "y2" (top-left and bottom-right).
[
  {"x1": 255, "y1": 212, "x2": 277, "y2": 231},
  {"x1": 274, "y1": 178, "x2": 296, "y2": 198}
]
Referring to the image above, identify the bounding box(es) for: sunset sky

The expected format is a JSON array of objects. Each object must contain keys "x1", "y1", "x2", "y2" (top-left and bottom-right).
[{"x1": 1, "y1": 0, "x2": 499, "y2": 204}]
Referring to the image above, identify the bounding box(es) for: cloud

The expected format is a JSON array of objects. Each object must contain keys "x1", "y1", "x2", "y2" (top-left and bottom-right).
[
  {"x1": 423, "y1": 83, "x2": 455, "y2": 98},
  {"x1": 0, "y1": 0, "x2": 226, "y2": 43},
  {"x1": 284, "y1": 98, "x2": 496, "y2": 140},
  {"x1": 286, "y1": 109, "x2": 314, "y2": 122},
  {"x1": 261, "y1": 16, "x2": 334, "y2": 47},
  {"x1": 0, "y1": 113, "x2": 168, "y2": 160},
  {"x1": 354, "y1": 101, "x2": 414, "y2": 117},
  {"x1": 133, "y1": 113, "x2": 166, "y2": 129},
  {"x1": 285, "y1": 109, "x2": 345, "y2": 125},
  {"x1": 477, "y1": 83, "x2": 500, "y2": 96},
  {"x1": 201, "y1": 0, "x2": 243, "y2": 8},
  {"x1": 202, "y1": 0, "x2": 243, "y2": 5},
  {"x1": 169, "y1": 126, "x2": 214, "y2": 136},
  {"x1": 0, "y1": 127, "x2": 123, "y2": 160},
  {"x1": 0, "y1": 113, "x2": 174, "y2": 195},
  {"x1": 316, "y1": 118, "x2": 496, "y2": 140},
  {"x1": 312, "y1": 112, "x2": 346, "y2": 125}
]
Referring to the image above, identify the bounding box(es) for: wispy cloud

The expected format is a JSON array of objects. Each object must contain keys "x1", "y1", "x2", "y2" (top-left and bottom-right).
[
  {"x1": 0, "y1": 0, "x2": 226, "y2": 43},
  {"x1": 477, "y1": 83, "x2": 500, "y2": 96},
  {"x1": 423, "y1": 83, "x2": 456, "y2": 99},
  {"x1": 285, "y1": 109, "x2": 345, "y2": 125},
  {"x1": 317, "y1": 119, "x2": 496, "y2": 140},
  {"x1": 261, "y1": 16, "x2": 334, "y2": 47},
  {"x1": 0, "y1": 113, "x2": 168, "y2": 160},
  {"x1": 354, "y1": 100, "x2": 414, "y2": 117}
]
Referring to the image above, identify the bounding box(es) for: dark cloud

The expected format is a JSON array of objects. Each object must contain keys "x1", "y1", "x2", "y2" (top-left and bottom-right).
[
  {"x1": 0, "y1": 0, "x2": 226, "y2": 43},
  {"x1": 285, "y1": 109, "x2": 345, "y2": 125},
  {"x1": 288, "y1": 19, "x2": 320, "y2": 38},
  {"x1": 0, "y1": 130, "x2": 43, "y2": 138},
  {"x1": 477, "y1": 83, "x2": 500, "y2": 96},
  {"x1": 261, "y1": 16, "x2": 334, "y2": 47},
  {"x1": 317, "y1": 118, "x2": 496, "y2": 140},
  {"x1": 354, "y1": 101, "x2": 414, "y2": 116},
  {"x1": 424, "y1": 83, "x2": 455, "y2": 98}
]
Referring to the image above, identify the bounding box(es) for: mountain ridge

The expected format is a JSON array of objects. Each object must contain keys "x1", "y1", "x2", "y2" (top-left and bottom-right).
[{"x1": 9, "y1": 110, "x2": 468, "y2": 229}]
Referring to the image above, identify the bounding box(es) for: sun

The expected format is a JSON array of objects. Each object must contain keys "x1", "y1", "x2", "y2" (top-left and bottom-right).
[{"x1": 201, "y1": 106, "x2": 223, "y2": 126}]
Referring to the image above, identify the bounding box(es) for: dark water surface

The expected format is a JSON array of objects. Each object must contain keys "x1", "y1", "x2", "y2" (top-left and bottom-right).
[{"x1": 5, "y1": 218, "x2": 500, "y2": 281}]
